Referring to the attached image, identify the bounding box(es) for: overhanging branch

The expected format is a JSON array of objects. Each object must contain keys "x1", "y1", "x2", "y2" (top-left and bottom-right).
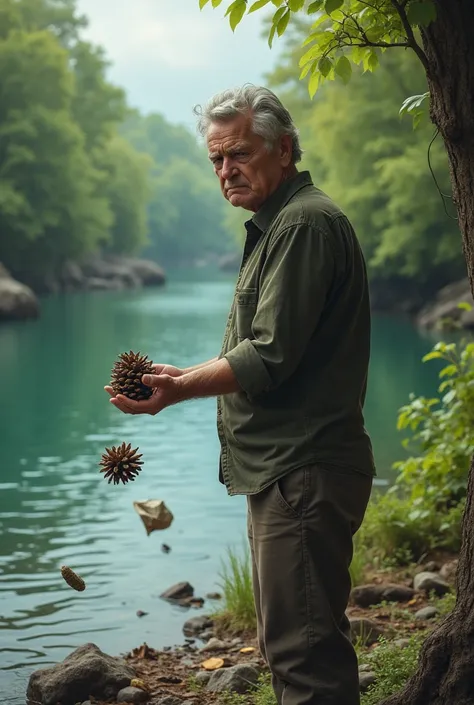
[{"x1": 390, "y1": 0, "x2": 430, "y2": 71}]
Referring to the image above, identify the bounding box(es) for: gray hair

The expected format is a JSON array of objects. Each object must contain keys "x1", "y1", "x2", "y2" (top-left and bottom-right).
[{"x1": 193, "y1": 84, "x2": 303, "y2": 164}]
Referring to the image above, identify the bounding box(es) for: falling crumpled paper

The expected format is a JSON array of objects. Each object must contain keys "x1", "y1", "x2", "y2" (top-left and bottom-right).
[{"x1": 133, "y1": 499, "x2": 174, "y2": 535}]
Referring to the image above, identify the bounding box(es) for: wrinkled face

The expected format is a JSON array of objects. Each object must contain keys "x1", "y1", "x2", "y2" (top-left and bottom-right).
[{"x1": 207, "y1": 112, "x2": 293, "y2": 212}]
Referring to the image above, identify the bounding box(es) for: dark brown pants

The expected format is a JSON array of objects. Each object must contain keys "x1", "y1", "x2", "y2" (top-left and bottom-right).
[{"x1": 247, "y1": 464, "x2": 372, "y2": 705}]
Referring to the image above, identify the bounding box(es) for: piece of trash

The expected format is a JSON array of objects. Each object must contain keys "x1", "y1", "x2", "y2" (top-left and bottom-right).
[
  {"x1": 201, "y1": 657, "x2": 225, "y2": 671},
  {"x1": 133, "y1": 499, "x2": 174, "y2": 535},
  {"x1": 240, "y1": 646, "x2": 256, "y2": 654},
  {"x1": 161, "y1": 543, "x2": 171, "y2": 553},
  {"x1": 60, "y1": 566, "x2": 86, "y2": 592}
]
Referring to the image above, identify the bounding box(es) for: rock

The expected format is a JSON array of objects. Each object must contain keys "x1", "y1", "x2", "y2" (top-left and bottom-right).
[
  {"x1": 423, "y1": 560, "x2": 440, "y2": 573},
  {"x1": 161, "y1": 582, "x2": 194, "y2": 601},
  {"x1": 60, "y1": 260, "x2": 85, "y2": 290},
  {"x1": 0, "y1": 264, "x2": 40, "y2": 321},
  {"x1": 413, "y1": 571, "x2": 451, "y2": 596},
  {"x1": 81, "y1": 256, "x2": 141, "y2": 288},
  {"x1": 359, "y1": 671, "x2": 376, "y2": 692},
  {"x1": 206, "y1": 664, "x2": 260, "y2": 694},
  {"x1": 183, "y1": 615, "x2": 214, "y2": 637},
  {"x1": 199, "y1": 630, "x2": 215, "y2": 641},
  {"x1": 200, "y1": 637, "x2": 226, "y2": 652},
  {"x1": 440, "y1": 559, "x2": 458, "y2": 582},
  {"x1": 358, "y1": 664, "x2": 372, "y2": 673},
  {"x1": 155, "y1": 697, "x2": 184, "y2": 705},
  {"x1": 206, "y1": 592, "x2": 222, "y2": 600},
  {"x1": 108, "y1": 256, "x2": 166, "y2": 286},
  {"x1": 393, "y1": 638, "x2": 412, "y2": 649},
  {"x1": 351, "y1": 583, "x2": 415, "y2": 607},
  {"x1": 195, "y1": 671, "x2": 212, "y2": 686},
  {"x1": 349, "y1": 618, "x2": 384, "y2": 646},
  {"x1": 415, "y1": 606, "x2": 438, "y2": 620},
  {"x1": 117, "y1": 685, "x2": 150, "y2": 703},
  {"x1": 136, "y1": 610, "x2": 148, "y2": 618},
  {"x1": 416, "y1": 278, "x2": 474, "y2": 330},
  {"x1": 85, "y1": 276, "x2": 125, "y2": 290},
  {"x1": 26, "y1": 643, "x2": 135, "y2": 705}
]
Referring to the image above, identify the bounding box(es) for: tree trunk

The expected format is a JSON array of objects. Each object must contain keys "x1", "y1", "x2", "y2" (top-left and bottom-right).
[{"x1": 381, "y1": 2, "x2": 474, "y2": 704}]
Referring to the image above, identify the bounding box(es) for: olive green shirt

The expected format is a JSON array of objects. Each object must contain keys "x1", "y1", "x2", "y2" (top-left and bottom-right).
[{"x1": 217, "y1": 171, "x2": 375, "y2": 495}]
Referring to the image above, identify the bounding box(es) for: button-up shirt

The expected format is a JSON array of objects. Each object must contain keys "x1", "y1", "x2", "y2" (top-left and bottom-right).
[{"x1": 217, "y1": 171, "x2": 375, "y2": 495}]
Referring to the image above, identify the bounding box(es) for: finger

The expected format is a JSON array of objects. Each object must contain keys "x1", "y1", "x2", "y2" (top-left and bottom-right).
[
  {"x1": 104, "y1": 386, "x2": 114, "y2": 397},
  {"x1": 113, "y1": 394, "x2": 157, "y2": 414},
  {"x1": 151, "y1": 364, "x2": 167, "y2": 374},
  {"x1": 141, "y1": 373, "x2": 163, "y2": 387}
]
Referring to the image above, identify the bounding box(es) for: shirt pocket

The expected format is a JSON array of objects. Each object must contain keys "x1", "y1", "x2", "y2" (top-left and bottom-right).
[{"x1": 235, "y1": 287, "x2": 258, "y2": 342}]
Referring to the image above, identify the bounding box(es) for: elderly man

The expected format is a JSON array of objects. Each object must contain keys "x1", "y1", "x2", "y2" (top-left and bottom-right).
[{"x1": 105, "y1": 85, "x2": 375, "y2": 705}]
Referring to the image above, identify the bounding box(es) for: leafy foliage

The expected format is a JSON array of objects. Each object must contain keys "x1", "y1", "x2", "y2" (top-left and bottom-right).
[{"x1": 360, "y1": 636, "x2": 423, "y2": 705}]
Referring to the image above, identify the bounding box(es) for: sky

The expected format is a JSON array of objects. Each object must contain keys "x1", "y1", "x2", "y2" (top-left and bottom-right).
[{"x1": 76, "y1": 0, "x2": 284, "y2": 130}]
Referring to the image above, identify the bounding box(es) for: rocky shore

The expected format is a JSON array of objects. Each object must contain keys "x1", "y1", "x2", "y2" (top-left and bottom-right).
[
  {"x1": 0, "y1": 256, "x2": 166, "y2": 322},
  {"x1": 25, "y1": 556, "x2": 457, "y2": 705}
]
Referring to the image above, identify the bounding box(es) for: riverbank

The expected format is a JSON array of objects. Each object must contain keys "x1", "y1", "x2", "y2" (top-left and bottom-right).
[
  {"x1": 24, "y1": 555, "x2": 458, "y2": 705},
  {"x1": 0, "y1": 255, "x2": 166, "y2": 321}
]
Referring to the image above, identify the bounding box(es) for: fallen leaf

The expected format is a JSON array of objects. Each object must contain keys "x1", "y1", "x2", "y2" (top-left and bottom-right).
[
  {"x1": 240, "y1": 646, "x2": 256, "y2": 654},
  {"x1": 407, "y1": 598, "x2": 417, "y2": 605},
  {"x1": 133, "y1": 499, "x2": 174, "y2": 535},
  {"x1": 130, "y1": 678, "x2": 150, "y2": 692},
  {"x1": 201, "y1": 657, "x2": 225, "y2": 671}
]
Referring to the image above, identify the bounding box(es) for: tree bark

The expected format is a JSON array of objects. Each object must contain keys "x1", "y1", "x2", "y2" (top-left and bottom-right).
[{"x1": 381, "y1": 2, "x2": 474, "y2": 704}]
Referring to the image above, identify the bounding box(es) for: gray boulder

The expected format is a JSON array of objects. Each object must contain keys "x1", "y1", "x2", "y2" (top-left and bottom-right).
[
  {"x1": 440, "y1": 559, "x2": 458, "y2": 582},
  {"x1": 351, "y1": 583, "x2": 414, "y2": 608},
  {"x1": 359, "y1": 671, "x2": 376, "y2": 692},
  {"x1": 413, "y1": 571, "x2": 451, "y2": 597},
  {"x1": 183, "y1": 615, "x2": 214, "y2": 637},
  {"x1": 206, "y1": 663, "x2": 260, "y2": 694},
  {"x1": 161, "y1": 581, "x2": 194, "y2": 601},
  {"x1": 414, "y1": 606, "x2": 438, "y2": 621},
  {"x1": 117, "y1": 685, "x2": 150, "y2": 703},
  {"x1": 109, "y1": 255, "x2": 166, "y2": 286},
  {"x1": 0, "y1": 263, "x2": 39, "y2": 321},
  {"x1": 26, "y1": 642, "x2": 135, "y2": 705},
  {"x1": 349, "y1": 618, "x2": 384, "y2": 646}
]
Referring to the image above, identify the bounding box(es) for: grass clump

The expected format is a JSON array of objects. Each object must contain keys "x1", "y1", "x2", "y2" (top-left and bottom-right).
[
  {"x1": 215, "y1": 541, "x2": 256, "y2": 632},
  {"x1": 360, "y1": 635, "x2": 422, "y2": 704}
]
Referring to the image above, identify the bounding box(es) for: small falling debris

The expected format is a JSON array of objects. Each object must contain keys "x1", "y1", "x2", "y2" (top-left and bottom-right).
[
  {"x1": 161, "y1": 543, "x2": 172, "y2": 554},
  {"x1": 133, "y1": 499, "x2": 174, "y2": 535},
  {"x1": 136, "y1": 610, "x2": 148, "y2": 618},
  {"x1": 60, "y1": 565, "x2": 86, "y2": 592},
  {"x1": 201, "y1": 657, "x2": 225, "y2": 671}
]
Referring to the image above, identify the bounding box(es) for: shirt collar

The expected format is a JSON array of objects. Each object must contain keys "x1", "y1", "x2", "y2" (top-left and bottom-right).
[{"x1": 249, "y1": 170, "x2": 313, "y2": 233}]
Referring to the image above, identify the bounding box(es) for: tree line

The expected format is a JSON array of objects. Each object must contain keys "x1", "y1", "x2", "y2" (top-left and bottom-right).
[{"x1": 0, "y1": 0, "x2": 234, "y2": 287}]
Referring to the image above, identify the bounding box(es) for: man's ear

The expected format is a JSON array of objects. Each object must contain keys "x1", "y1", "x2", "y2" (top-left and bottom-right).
[{"x1": 279, "y1": 134, "x2": 293, "y2": 168}]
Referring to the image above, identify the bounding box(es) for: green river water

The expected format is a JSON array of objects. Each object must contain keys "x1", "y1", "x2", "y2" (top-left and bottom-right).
[{"x1": 0, "y1": 269, "x2": 441, "y2": 701}]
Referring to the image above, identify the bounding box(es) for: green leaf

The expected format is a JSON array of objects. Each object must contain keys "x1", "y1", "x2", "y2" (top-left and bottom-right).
[
  {"x1": 288, "y1": 0, "x2": 305, "y2": 9},
  {"x1": 199, "y1": 0, "x2": 211, "y2": 8},
  {"x1": 249, "y1": 0, "x2": 271, "y2": 12},
  {"x1": 457, "y1": 301, "x2": 472, "y2": 311},
  {"x1": 211, "y1": 0, "x2": 224, "y2": 6},
  {"x1": 325, "y1": 0, "x2": 343, "y2": 14},
  {"x1": 308, "y1": 70, "x2": 320, "y2": 98},
  {"x1": 268, "y1": 22, "x2": 277, "y2": 47},
  {"x1": 227, "y1": 0, "x2": 246, "y2": 30},
  {"x1": 422, "y1": 351, "x2": 443, "y2": 362},
  {"x1": 299, "y1": 43, "x2": 321, "y2": 67},
  {"x1": 307, "y1": 0, "x2": 323, "y2": 12},
  {"x1": 271, "y1": 0, "x2": 284, "y2": 5},
  {"x1": 335, "y1": 55, "x2": 352, "y2": 83},
  {"x1": 406, "y1": 1, "x2": 437, "y2": 27},
  {"x1": 318, "y1": 56, "x2": 333, "y2": 77},
  {"x1": 277, "y1": 9, "x2": 291, "y2": 35}
]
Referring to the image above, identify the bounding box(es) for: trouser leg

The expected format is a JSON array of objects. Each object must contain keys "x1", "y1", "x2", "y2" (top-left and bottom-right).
[{"x1": 247, "y1": 464, "x2": 372, "y2": 705}]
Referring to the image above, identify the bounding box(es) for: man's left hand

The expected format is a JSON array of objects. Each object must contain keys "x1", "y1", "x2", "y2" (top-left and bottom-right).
[{"x1": 104, "y1": 374, "x2": 181, "y2": 415}]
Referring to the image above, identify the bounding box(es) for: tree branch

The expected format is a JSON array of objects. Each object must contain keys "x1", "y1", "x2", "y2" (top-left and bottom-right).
[{"x1": 390, "y1": 0, "x2": 430, "y2": 71}]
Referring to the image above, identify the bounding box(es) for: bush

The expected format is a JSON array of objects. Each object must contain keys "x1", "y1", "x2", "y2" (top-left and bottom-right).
[
  {"x1": 358, "y1": 337, "x2": 474, "y2": 564},
  {"x1": 360, "y1": 636, "x2": 422, "y2": 705}
]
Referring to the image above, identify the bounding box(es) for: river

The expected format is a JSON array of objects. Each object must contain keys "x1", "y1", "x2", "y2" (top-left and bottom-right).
[{"x1": 0, "y1": 270, "x2": 441, "y2": 700}]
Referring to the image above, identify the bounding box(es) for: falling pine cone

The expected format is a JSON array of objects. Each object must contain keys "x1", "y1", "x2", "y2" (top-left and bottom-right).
[
  {"x1": 61, "y1": 565, "x2": 86, "y2": 592},
  {"x1": 99, "y1": 442, "x2": 143, "y2": 485},
  {"x1": 110, "y1": 350, "x2": 154, "y2": 401}
]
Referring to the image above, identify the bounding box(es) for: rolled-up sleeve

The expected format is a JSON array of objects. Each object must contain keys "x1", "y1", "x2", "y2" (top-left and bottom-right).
[{"x1": 224, "y1": 222, "x2": 334, "y2": 398}]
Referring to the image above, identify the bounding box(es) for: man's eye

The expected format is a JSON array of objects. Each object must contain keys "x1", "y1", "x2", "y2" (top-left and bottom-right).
[{"x1": 235, "y1": 152, "x2": 247, "y2": 158}]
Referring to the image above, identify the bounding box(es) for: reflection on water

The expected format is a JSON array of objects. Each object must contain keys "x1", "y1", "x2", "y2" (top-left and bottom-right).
[{"x1": 0, "y1": 271, "x2": 440, "y2": 700}]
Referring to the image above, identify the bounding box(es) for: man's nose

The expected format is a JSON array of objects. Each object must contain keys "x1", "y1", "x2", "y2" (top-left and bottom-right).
[{"x1": 221, "y1": 157, "x2": 237, "y2": 180}]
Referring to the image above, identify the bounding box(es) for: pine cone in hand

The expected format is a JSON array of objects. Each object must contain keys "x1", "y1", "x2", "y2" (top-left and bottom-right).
[{"x1": 110, "y1": 351, "x2": 154, "y2": 401}]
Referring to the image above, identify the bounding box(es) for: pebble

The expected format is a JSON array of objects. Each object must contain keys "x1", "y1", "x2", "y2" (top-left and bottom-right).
[
  {"x1": 359, "y1": 671, "x2": 376, "y2": 692},
  {"x1": 206, "y1": 592, "x2": 222, "y2": 600},
  {"x1": 195, "y1": 670, "x2": 212, "y2": 686},
  {"x1": 117, "y1": 685, "x2": 150, "y2": 703}
]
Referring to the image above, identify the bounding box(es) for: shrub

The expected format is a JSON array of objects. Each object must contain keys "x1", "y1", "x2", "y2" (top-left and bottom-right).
[{"x1": 360, "y1": 636, "x2": 423, "y2": 705}]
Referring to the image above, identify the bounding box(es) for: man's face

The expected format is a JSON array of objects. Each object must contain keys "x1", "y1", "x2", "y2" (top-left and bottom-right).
[{"x1": 207, "y1": 112, "x2": 293, "y2": 212}]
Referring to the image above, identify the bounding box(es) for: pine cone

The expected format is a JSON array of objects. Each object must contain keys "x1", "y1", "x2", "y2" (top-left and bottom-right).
[
  {"x1": 110, "y1": 350, "x2": 154, "y2": 401},
  {"x1": 61, "y1": 565, "x2": 86, "y2": 592},
  {"x1": 99, "y1": 442, "x2": 143, "y2": 485}
]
